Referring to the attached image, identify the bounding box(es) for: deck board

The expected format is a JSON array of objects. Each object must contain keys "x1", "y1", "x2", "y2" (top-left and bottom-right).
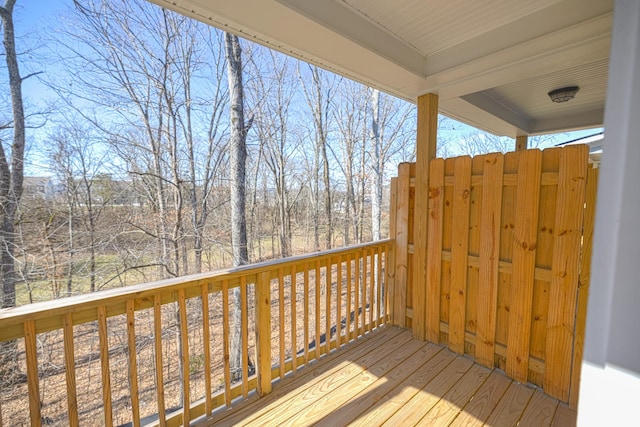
[{"x1": 196, "y1": 326, "x2": 577, "y2": 427}]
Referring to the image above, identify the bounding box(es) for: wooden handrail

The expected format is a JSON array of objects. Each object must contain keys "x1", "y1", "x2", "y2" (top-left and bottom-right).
[{"x1": 0, "y1": 240, "x2": 391, "y2": 427}]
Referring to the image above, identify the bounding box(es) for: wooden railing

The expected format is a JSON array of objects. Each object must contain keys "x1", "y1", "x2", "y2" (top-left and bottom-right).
[
  {"x1": 0, "y1": 240, "x2": 390, "y2": 426},
  {"x1": 387, "y1": 145, "x2": 597, "y2": 408}
]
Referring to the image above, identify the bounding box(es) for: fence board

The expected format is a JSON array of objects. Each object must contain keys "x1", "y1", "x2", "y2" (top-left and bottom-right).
[
  {"x1": 394, "y1": 164, "x2": 410, "y2": 327},
  {"x1": 24, "y1": 320, "x2": 41, "y2": 427},
  {"x1": 545, "y1": 145, "x2": 588, "y2": 401},
  {"x1": 506, "y1": 149, "x2": 542, "y2": 383},
  {"x1": 476, "y1": 153, "x2": 504, "y2": 367},
  {"x1": 387, "y1": 178, "x2": 398, "y2": 323},
  {"x1": 426, "y1": 158, "x2": 445, "y2": 342},
  {"x1": 449, "y1": 156, "x2": 472, "y2": 354},
  {"x1": 529, "y1": 148, "x2": 560, "y2": 385},
  {"x1": 570, "y1": 165, "x2": 597, "y2": 408}
]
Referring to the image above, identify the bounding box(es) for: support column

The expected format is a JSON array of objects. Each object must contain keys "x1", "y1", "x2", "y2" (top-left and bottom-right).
[
  {"x1": 515, "y1": 135, "x2": 528, "y2": 151},
  {"x1": 412, "y1": 93, "x2": 438, "y2": 341},
  {"x1": 579, "y1": 0, "x2": 640, "y2": 424}
]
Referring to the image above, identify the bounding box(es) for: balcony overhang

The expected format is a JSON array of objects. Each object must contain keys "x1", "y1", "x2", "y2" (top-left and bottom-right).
[{"x1": 146, "y1": 0, "x2": 613, "y2": 137}]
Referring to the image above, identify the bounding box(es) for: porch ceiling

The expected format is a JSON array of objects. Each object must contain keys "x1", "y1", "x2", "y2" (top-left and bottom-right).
[{"x1": 147, "y1": 0, "x2": 613, "y2": 137}]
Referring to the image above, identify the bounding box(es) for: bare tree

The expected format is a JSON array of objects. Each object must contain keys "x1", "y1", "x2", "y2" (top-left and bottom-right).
[
  {"x1": 299, "y1": 65, "x2": 336, "y2": 249},
  {"x1": 248, "y1": 50, "x2": 298, "y2": 257},
  {"x1": 0, "y1": 0, "x2": 25, "y2": 309}
]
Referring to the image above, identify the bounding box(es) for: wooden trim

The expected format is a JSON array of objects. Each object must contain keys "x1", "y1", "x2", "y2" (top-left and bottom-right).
[
  {"x1": 393, "y1": 164, "x2": 410, "y2": 327},
  {"x1": 516, "y1": 135, "x2": 528, "y2": 151}
]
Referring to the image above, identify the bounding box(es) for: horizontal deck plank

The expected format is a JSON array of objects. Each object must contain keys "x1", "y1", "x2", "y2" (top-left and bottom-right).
[{"x1": 196, "y1": 326, "x2": 576, "y2": 427}]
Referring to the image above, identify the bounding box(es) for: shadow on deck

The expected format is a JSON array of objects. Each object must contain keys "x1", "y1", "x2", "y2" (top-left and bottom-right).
[{"x1": 195, "y1": 326, "x2": 577, "y2": 426}]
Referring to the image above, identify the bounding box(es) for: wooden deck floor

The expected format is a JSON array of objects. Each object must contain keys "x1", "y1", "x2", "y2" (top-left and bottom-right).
[{"x1": 197, "y1": 326, "x2": 577, "y2": 426}]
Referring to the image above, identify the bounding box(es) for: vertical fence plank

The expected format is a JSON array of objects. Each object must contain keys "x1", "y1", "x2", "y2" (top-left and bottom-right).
[
  {"x1": 529, "y1": 149, "x2": 560, "y2": 386},
  {"x1": 256, "y1": 271, "x2": 272, "y2": 396},
  {"x1": 449, "y1": 156, "x2": 472, "y2": 354},
  {"x1": 426, "y1": 158, "x2": 445, "y2": 342},
  {"x1": 153, "y1": 294, "x2": 166, "y2": 426},
  {"x1": 387, "y1": 178, "x2": 398, "y2": 324},
  {"x1": 63, "y1": 313, "x2": 80, "y2": 427},
  {"x1": 394, "y1": 163, "x2": 410, "y2": 327},
  {"x1": 291, "y1": 266, "x2": 297, "y2": 373},
  {"x1": 506, "y1": 149, "x2": 542, "y2": 383},
  {"x1": 476, "y1": 153, "x2": 504, "y2": 367},
  {"x1": 545, "y1": 145, "x2": 588, "y2": 401},
  {"x1": 240, "y1": 276, "x2": 249, "y2": 397},
  {"x1": 24, "y1": 320, "x2": 41, "y2": 427},
  {"x1": 97, "y1": 306, "x2": 113, "y2": 427},
  {"x1": 279, "y1": 268, "x2": 286, "y2": 379},
  {"x1": 125, "y1": 301, "x2": 140, "y2": 427},
  {"x1": 201, "y1": 284, "x2": 213, "y2": 413},
  {"x1": 570, "y1": 165, "x2": 598, "y2": 408},
  {"x1": 222, "y1": 280, "x2": 231, "y2": 406},
  {"x1": 178, "y1": 289, "x2": 190, "y2": 425},
  {"x1": 496, "y1": 152, "x2": 519, "y2": 365}
]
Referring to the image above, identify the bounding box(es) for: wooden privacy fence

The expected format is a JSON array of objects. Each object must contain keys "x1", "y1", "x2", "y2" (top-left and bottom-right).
[
  {"x1": 0, "y1": 240, "x2": 389, "y2": 427},
  {"x1": 386, "y1": 144, "x2": 597, "y2": 408}
]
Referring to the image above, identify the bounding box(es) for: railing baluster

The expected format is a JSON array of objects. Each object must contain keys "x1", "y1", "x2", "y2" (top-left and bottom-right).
[
  {"x1": 178, "y1": 289, "x2": 190, "y2": 425},
  {"x1": 291, "y1": 265, "x2": 297, "y2": 373},
  {"x1": 97, "y1": 306, "x2": 113, "y2": 427},
  {"x1": 241, "y1": 276, "x2": 249, "y2": 398},
  {"x1": 315, "y1": 260, "x2": 321, "y2": 360},
  {"x1": 125, "y1": 301, "x2": 140, "y2": 427},
  {"x1": 336, "y1": 257, "x2": 342, "y2": 348},
  {"x1": 24, "y1": 320, "x2": 41, "y2": 427},
  {"x1": 346, "y1": 253, "x2": 352, "y2": 343},
  {"x1": 255, "y1": 271, "x2": 272, "y2": 396},
  {"x1": 368, "y1": 248, "x2": 377, "y2": 331},
  {"x1": 325, "y1": 258, "x2": 332, "y2": 356},
  {"x1": 354, "y1": 252, "x2": 360, "y2": 337},
  {"x1": 377, "y1": 245, "x2": 384, "y2": 327},
  {"x1": 304, "y1": 265, "x2": 310, "y2": 366},
  {"x1": 153, "y1": 294, "x2": 166, "y2": 426},
  {"x1": 278, "y1": 267, "x2": 285, "y2": 379},
  {"x1": 222, "y1": 280, "x2": 231, "y2": 406},
  {"x1": 63, "y1": 313, "x2": 79, "y2": 427},
  {"x1": 360, "y1": 249, "x2": 367, "y2": 335},
  {"x1": 201, "y1": 284, "x2": 212, "y2": 415}
]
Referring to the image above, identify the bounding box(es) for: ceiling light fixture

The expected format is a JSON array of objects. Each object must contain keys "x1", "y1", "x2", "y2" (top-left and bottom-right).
[{"x1": 548, "y1": 86, "x2": 580, "y2": 103}]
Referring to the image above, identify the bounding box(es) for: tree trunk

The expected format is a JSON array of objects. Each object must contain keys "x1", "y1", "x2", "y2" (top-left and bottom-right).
[
  {"x1": 225, "y1": 32, "x2": 249, "y2": 379},
  {"x1": 0, "y1": 0, "x2": 26, "y2": 382},
  {"x1": 370, "y1": 89, "x2": 382, "y2": 241},
  {"x1": 0, "y1": 0, "x2": 24, "y2": 310}
]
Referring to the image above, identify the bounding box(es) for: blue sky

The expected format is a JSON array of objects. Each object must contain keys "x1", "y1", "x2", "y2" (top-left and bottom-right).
[{"x1": 5, "y1": 0, "x2": 603, "y2": 176}]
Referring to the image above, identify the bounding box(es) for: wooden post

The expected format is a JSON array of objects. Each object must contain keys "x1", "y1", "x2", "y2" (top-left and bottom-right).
[
  {"x1": 412, "y1": 93, "x2": 438, "y2": 341},
  {"x1": 516, "y1": 135, "x2": 528, "y2": 151},
  {"x1": 255, "y1": 271, "x2": 272, "y2": 396}
]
